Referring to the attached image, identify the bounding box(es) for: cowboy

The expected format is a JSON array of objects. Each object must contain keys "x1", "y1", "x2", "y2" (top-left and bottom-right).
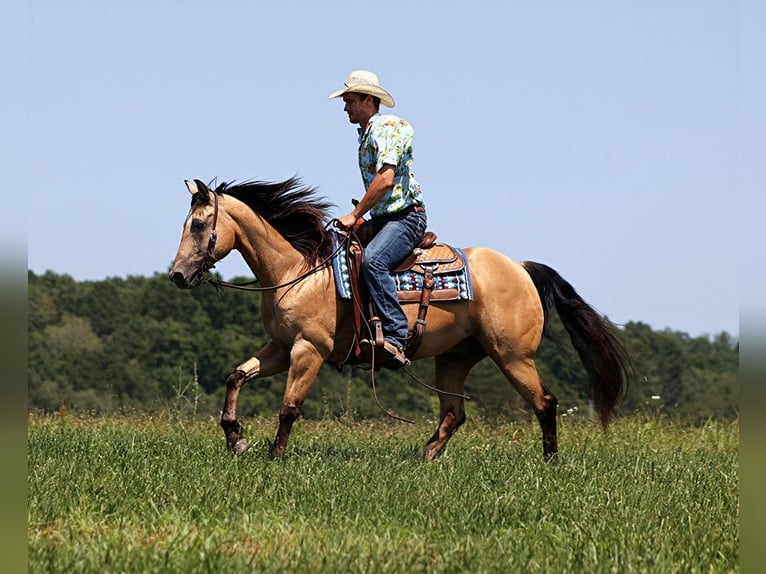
[{"x1": 329, "y1": 70, "x2": 427, "y2": 366}]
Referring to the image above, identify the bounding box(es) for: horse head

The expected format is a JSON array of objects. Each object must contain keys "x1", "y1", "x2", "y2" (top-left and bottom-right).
[{"x1": 169, "y1": 179, "x2": 235, "y2": 288}]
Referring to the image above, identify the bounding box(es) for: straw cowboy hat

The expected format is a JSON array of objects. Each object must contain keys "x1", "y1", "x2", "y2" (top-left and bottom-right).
[{"x1": 328, "y1": 70, "x2": 395, "y2": 108}]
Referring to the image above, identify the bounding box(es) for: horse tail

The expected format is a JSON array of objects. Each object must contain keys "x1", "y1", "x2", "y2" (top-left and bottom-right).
[{"x1": 522, "y1": 261, "x2": 631, "y2": 427}]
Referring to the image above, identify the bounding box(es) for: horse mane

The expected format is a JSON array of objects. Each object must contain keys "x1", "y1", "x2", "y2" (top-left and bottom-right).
[{"x1": 211, "y1": 177, "x2": 336, "y2": 266}]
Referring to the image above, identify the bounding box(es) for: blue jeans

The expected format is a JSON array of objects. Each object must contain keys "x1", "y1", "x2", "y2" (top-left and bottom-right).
[{"x1": 362, "y1": 209, "x2": 428, "y2": 349}]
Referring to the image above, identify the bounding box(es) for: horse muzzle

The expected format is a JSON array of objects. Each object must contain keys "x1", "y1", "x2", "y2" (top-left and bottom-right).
[{"x1": 168, "y1": 266, "x2": 203, "y2": 289}]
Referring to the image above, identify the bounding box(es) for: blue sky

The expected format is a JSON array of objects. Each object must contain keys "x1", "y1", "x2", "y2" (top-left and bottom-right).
[{"x1": 14, "y1": 0, "x2": 761, "y2": 338}]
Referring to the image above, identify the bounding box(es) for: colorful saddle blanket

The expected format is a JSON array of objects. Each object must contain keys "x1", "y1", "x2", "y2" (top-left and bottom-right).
[{"x1": 331, "y1": 232, "x2": 474, "y2": 302}]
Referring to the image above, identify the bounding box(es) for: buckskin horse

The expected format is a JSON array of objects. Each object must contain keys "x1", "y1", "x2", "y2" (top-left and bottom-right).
[{"x1": 169, "y1": 177, "x2": 630, "y2": 461}]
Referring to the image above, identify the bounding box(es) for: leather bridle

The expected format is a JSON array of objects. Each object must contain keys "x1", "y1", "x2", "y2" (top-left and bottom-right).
[{"x1": 201, "y1": 190, "x2": 220, "y2": 272}]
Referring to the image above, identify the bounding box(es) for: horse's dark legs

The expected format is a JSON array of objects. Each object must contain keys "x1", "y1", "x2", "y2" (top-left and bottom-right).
[
  {"x1": 423, "y1": 347, "x2": 484, "y2": 461},
  {"x1": 220, "y1": 343, "x2": 290, "y2": 454},
  {"x1": 536, "y1": 388, "x2": 558, "y2": 461},
  {"x1": 221, "y1": 370, "x2": 248, "y2": 454},
  {"x1": 496, "y1": 356, "x2": 559, "y2": 461},
  {"x1": 272, "y1": 403, "x2": 301, "y2": 458},
  {"x1": 270, "y1": 343, "x2": 324, "y2": 458},
  {"x1": 424, "y1": 410, "x2": 466, "y2": 462}
]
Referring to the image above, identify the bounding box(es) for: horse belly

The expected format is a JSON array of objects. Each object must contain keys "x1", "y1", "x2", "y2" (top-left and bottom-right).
[{"x1": 403, "y1": 301, "x2": 472, "y2": 359}]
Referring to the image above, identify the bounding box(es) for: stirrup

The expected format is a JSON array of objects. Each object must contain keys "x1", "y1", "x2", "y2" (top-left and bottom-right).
[{"x1": 360, "y1": 339, "x2": 410, "y2": 369}]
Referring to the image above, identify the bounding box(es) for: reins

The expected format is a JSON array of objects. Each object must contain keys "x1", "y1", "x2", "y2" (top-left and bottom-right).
[
  {"x1": 206, "y1": 239, "x2": 345, "y2": 293},
  {"x1": 203, "y1": 205, "x2": 346, "y2": 293}
]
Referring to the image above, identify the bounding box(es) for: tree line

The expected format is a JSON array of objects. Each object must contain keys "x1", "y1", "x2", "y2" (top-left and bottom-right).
[{"x1": 28, "y1": 270, "x2": 738, "y2": 422}]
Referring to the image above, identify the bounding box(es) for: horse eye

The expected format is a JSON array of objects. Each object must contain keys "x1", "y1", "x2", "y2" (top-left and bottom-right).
[{"x1": 190, "y1": 218, "x2": 206, "y2": 234}]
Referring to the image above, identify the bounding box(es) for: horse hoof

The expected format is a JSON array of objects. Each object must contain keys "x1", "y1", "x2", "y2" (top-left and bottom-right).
[
  {"x1": 422, "y1": 445, "x2": 437, "y2": 462},
  {"x1": 232, "y1": 438, "x2": 249, "y2": 455},
  {"x1": 544, "y1": 451, "x2": 559, "y2": 464}
]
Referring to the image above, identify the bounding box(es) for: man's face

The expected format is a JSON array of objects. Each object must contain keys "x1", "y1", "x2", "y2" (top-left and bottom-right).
[{"x1": 342, "y1": 93, "x2": 372, "y2": 125}]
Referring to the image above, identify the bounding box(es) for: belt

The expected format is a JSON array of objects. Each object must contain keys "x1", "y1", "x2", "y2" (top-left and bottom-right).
[{"x1": 372, "y1": 204, "x2": 425, "y2": 221}]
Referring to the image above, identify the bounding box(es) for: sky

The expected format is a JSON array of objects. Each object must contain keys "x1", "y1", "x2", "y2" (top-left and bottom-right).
[{"x1": 11, "y1": 0, "x2": 763, "y2": 339}]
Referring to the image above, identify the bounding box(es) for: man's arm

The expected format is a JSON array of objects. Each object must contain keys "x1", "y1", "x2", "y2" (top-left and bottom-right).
[{"x1": 335, "y1": 164, "x2": 395, "y2": 230}]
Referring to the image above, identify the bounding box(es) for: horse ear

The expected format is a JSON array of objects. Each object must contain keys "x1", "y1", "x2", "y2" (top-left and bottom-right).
[
  {"x1": 185, "y1": 179, "x2": 211, "y2": 198},
  {"x1": 194, "y1": 179, "x2": 210, "y2": 193}
]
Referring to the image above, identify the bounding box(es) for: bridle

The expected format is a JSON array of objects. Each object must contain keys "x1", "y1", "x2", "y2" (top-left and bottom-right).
[{"x1": 201, "y1": 189, "x2": 220, "y2": 272}]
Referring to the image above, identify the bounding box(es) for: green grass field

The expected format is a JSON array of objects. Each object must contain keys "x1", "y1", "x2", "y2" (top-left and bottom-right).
[{"x1": 28, "y1": 413, "x2": 738, "y2": 573}]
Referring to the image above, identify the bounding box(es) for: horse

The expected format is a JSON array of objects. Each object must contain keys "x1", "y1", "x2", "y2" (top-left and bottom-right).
[{"x1": 169, "y1": 177, "x2": 631, "y2": 461}]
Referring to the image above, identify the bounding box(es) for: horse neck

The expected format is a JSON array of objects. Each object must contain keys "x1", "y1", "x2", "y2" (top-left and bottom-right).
[{"x1": 227, "y1": 200, "x2": 308, "y2": 286}]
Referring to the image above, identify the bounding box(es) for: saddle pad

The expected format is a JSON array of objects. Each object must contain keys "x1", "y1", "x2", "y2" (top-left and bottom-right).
[
  {"x1": 394, "y1": 269, "x2": 473, "y2": 302},
  {"x1": 331, "y1": 232, "x2": 474, "y2": 302}
]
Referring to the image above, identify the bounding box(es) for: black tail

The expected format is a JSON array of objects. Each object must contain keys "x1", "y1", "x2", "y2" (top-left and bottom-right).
[{"x1": 522, "y1": 261, "x2": 631, "y2": 427}]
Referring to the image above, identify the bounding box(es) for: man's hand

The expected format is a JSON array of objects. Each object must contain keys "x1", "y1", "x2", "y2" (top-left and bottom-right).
[{"x1": 335, "y1": 212, "x2": 359, "y2": 231}]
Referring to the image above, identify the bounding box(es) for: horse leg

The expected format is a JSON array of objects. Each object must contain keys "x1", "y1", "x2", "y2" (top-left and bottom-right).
[
  {"x1": 271, "y1": 341, "x2": 325, "y2": 458},
  {"x1": 221, "y1": 341, "x2": 290, "y2": 454},
  {"x1": 491, "y1": 353, "x2": 559, "y2": 461},
  {"x1": 423, "y1": 343, "x2": 485, "y2": 461}
]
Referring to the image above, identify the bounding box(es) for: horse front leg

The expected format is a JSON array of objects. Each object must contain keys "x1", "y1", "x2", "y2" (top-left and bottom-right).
[
  {"x1": 221, "y1": 341, "x2": 290, "y2": 454},
  {"x1": 271, "y1": 341, "x2": 325, "y2": 458}
]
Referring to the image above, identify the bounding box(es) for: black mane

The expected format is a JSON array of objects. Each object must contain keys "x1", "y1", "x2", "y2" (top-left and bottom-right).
[{"x1": 213, "y1": 177, "x2": 336, "y2": 266}]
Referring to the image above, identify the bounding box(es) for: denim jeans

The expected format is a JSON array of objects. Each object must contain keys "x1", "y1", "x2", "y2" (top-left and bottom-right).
[{"x1": 362, "y1": 209, "x2": 428, "y2": 349}]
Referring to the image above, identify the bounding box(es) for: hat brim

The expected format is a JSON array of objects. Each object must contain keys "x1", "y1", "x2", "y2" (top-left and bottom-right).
[{"x1": 328, "y1": 85, "x2": 395, "y2": 108}]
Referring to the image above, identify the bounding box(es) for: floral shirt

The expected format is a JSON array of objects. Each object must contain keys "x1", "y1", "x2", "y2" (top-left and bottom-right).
[{"x1": 357, "y1": 113, "x2": 425, "y2": 217}]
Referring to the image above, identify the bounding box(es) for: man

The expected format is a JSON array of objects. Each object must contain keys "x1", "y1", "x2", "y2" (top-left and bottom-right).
[{"x1": 329, "y1": 70, "x2": 427, "y2": 365}]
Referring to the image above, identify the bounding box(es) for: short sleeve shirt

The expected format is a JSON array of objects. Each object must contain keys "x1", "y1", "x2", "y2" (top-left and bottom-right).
[{"x1": 357, "y1": 113, "x2": 425, "y2": 217}]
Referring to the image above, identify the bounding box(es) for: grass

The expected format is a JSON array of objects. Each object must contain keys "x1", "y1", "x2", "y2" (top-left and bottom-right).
[{"x1": 28, "y1": 413, "x2": 738, "y2": 573}]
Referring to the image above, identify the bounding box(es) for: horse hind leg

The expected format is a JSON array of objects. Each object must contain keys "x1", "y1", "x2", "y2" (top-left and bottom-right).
[
  {"x1": 493, "y1": 354, "x2": 559, "y2": 461},
  {"x1": 423, "y1": 342, "x2": 485, "y2": 461}
]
